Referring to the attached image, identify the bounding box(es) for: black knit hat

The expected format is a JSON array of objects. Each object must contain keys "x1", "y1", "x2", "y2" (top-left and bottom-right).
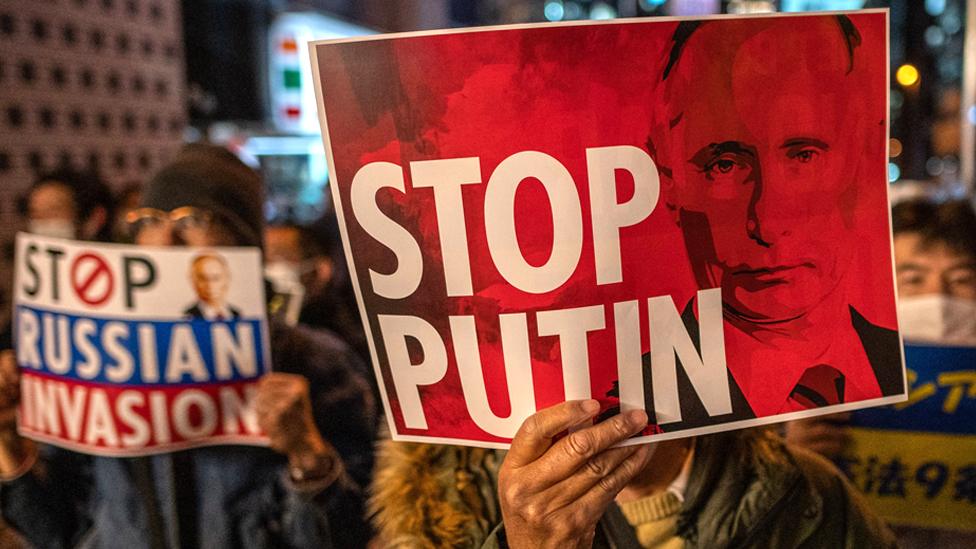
[{"x1": 141, "y1": 144, "x2": 264, "y2": 248}]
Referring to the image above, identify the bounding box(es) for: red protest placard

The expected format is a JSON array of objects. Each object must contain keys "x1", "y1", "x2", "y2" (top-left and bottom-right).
[{"x1": 310, "y1": 11, "x2": 906, "y2": 448}]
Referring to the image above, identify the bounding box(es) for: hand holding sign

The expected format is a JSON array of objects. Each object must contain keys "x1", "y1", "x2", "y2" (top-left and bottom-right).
[
  {"x1": 498, "y1": 400, "x2": 652, "y2": 549},
  {"x1": 255, "y1": 373, "x2": 340, "y2": 482},
  {"x1": 255, "y1": 373, "x2": 321, "y2": 452}
]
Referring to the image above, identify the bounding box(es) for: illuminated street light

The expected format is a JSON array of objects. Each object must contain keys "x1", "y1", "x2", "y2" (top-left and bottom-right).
[
  {"x1": 545, "y1": 1, "x2": 565, "y2": 21},
  {"x1": 889, "y1": 138, "x2": 903, "y2": 158},
  {"x1": 896, "y1": 64, "x2": 920, "y2": 87}
]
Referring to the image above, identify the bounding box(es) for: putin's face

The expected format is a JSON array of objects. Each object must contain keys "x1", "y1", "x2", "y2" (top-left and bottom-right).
[
  {"x1": 661, "y1": 20, "x2": 865, "y2": 324},
  {"x1": 191, "y1": 256, "x2": 230, "y2": 306}
]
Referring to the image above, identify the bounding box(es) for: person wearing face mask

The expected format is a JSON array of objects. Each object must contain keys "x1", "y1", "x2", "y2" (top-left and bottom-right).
[
  {"x1": 264, "y1": 225, "x2": 323, "y2": 286},
  {"x1": 785, "y1": 197, "x2": 976, "y2": 547},
  {"x1": 263, "y1": 221, "x2": 370, "y2": 367},
  {"x1": 263, "y1": 224, "x2": 323, "y2": 326},
  {"x1": 19, "y1": 169, "x2": 116, "y2": 243},
  {"x1": 0, "y1": 172, "x2": 116, "y2": 355},
  {"x1": 892, "y1": 199, "x2": 976, "y2": 345},
  {"x1": 886, "y1": 198, "x2": 976, "y2": 547}
]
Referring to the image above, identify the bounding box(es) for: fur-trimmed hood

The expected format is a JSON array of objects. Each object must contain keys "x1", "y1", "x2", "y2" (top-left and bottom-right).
[{"x1": 369, "y1": 441, "x2": 502, "y2": 548}]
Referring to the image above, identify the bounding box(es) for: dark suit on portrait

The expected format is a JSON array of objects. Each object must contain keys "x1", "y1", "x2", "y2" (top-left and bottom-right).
[
  {"x1": 183, "y1": 302, "x2": 242, "y2": 320},
  {"x1": 603, "y1": 301, "x2": 903, "y2": 431}
]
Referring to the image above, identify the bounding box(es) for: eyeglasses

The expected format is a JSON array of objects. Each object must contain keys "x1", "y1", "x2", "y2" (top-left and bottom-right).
[{"x1": 125, "y1": 207, "x2": 215, "y2": 240}]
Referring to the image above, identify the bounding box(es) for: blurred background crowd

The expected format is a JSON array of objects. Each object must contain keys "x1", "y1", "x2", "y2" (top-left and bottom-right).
[{"x1": 0, "y1": 0, "x2": 974, "y2": 548}]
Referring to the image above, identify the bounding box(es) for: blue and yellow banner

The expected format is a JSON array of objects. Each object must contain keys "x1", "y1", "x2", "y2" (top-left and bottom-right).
[{"x1": 845, "y1": 344, "x2": 976, "y2": 532}]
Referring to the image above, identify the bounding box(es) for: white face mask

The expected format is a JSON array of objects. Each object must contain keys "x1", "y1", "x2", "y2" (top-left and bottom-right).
[
  {"x1": 264, "y1": 261, "x2": 305, "y2": 326},
  {"x1": 897, "y1": 295, "x2": 976, "y2": 346},
  {"x1": 29, "y1": 219, "x2": 77, "y2": 240},
  {"x1": 264, "y1": 261, "x2": 302, "y2": 292}
]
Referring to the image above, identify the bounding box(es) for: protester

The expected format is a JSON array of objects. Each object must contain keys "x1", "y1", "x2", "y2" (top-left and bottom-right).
[
  {"x1": 264, "y1": 223, "x2": 328, "y2": 325},
  {"x1": 264, "y1": 223, "x2": 324, "y2": 292},
  {"x1": 19, "y1": 168, "x2": 116, "y2": 242},
  {"x1": 0, "y1": 144, "x2": 377, "y2": 548},
  {"x1": 6, "y1": 166, "x2": 113, "y2": 356},
  {"x1": 264, "y1": 220, "x2": 370, "y2": 366},
  {"x1": 371, "y1": 405, "x2": 895, "y2": 547},
  {"x1": 891, "y1": 198, "x2": 976, "y2": 343}
]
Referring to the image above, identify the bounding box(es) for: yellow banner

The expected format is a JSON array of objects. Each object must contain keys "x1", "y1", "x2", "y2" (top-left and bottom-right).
[{"x1": 843, "y1": 428, "x2": 976, "y2": 531}]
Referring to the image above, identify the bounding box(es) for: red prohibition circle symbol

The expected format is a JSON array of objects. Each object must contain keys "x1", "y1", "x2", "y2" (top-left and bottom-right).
[{"x1": 71, "y1": 252, "x2": 114, "y2": 307}]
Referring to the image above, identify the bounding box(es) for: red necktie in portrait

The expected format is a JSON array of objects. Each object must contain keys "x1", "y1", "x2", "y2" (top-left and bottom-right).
[{"x1": 787, "y1": 364, "x2": 846, "y2": 409}]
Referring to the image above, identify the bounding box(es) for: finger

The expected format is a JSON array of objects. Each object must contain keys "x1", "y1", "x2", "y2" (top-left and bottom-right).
[
  {"x1": 255, "y1": 397, "x2": 291, "y2": 418},
  {"x1": 256, "y1": 408, "x2": 284, "y2": 432},
  {"x1": 255, "y1": 379, "x2": 300, "y2": 400},
  {"x1": 530, "y1": 409, "x2": 648, "y2": 485},
  {"x1": 575, "y1": 443, "x2": 654, "y2": 513},
  {"x1": 798, "y1": 422, "x2": 850, "y2": 442},
  {"x1": 786, "y1": 418, "x2": 849, "y2": 443},
  {"x1": 253, "y1": 385, "x2": 276, "y2": 404},
  {"x1": 800, "y1": 429, "x2": 851, "y2": 454},
  {"x1": 507, "y1": 400, "x2": 601, "y2": 468},
  {"x1": 543, "y1": 444, "x2": 643, "y2": 508},
  {"x1": 258, "y1": 377, "x2": 290, "y2": 391},
  {"x1": 253, "y1": 400, "x2": 274, "y2": 417},
  {"x1": 253, "y1": 393, "x2": 289, "y2": 418},
  {"x1": 255, "y1": 385, "x2": 291, "y2": 401},
  {"x1": 262, "y1": 372, "x2": 305, "y2": 386},
  {"x1": 258, "y1": 380, "x2": 306, "y2": 399},
  {"x1": 809, "y1": 441, "x2": 847, "y2": 458},
  {"x1": 258, "y1": 372, "x2": 293, "y2": 386},
  {"x1": 800, "y1": 414, "x2": 851, "y2": 429},
  {"x1": 796, "y1": 435, "x2": 847, "y2": 457},
  {"x1": 820, "y1": 412, "x2": 852, "y2": 425}
]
